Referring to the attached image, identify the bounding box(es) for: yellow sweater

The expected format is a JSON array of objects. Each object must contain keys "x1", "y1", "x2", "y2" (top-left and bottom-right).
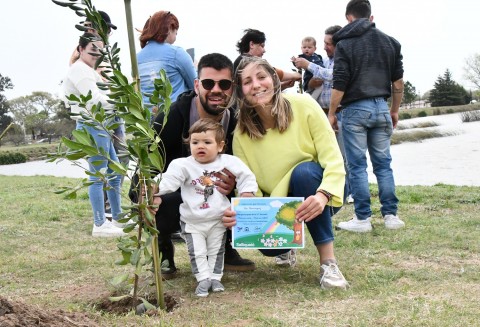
[{"x1": 233, "y1": 93, "x2": 345, "y2": 207}]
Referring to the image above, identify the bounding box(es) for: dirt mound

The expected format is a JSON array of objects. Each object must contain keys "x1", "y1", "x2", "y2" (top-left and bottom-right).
[
  {"x1": 0, "y1": 296, "x2": 99, "y2": 327},
  {"x1": 96, "y1": 294, "x2": 178, "y2": 315}
]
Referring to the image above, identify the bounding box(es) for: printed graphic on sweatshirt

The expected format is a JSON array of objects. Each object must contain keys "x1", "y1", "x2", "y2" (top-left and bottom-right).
[{"x1": 191, "y1": 170, "x2": 217, "y2": 209}]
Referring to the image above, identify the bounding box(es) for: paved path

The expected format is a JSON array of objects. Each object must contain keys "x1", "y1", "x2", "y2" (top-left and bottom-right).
[{"x1": 1, "y1": 113, "x2": 479, "y2": 186}]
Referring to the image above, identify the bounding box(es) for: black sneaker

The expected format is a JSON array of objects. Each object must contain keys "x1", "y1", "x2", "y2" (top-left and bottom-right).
[
  {"x1": 171, "y1": 231, "x2": 185, "y2": 243},
  {"x1": 161, "y1": 259, "x2": 177, "y2": 280},
  {"x1": 224, "y1": 247, "x2": 255, "y2": 272}
]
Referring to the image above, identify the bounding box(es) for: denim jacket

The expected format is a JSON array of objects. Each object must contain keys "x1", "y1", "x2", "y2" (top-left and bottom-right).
[{"x1": 137, "y1": 41, "x2": 197, "y2": 108}]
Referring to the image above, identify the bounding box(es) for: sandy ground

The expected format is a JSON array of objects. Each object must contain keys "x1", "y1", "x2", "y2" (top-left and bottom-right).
[{"x1": 1, "y1": 112, "x2": 479, "y2": 186}]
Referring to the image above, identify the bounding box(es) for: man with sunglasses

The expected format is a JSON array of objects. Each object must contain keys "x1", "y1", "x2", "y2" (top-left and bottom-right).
[{"x1": 130, "y1": 53, "x2": 255, "y2": 278}]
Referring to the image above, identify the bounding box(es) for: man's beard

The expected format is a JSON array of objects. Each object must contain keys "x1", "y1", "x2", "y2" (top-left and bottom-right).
[{"x1": 199, "y1": 93, "x2": 228, "y2": 116}]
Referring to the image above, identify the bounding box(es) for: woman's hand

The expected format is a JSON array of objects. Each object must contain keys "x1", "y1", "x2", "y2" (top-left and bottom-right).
[
  {"x1": 222, "y1": 208, "x2": 237, "y2": 229},
  {"x1": 295, "y1": 192, "x2": 329, "y2": 222},
  {"x1": 214, "y1": 168, "x2": 236, "y2": 195}
]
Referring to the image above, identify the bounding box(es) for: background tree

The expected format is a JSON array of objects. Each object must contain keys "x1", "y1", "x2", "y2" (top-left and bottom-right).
[
  {"x1": 0, "y1": 74, "x2": 14, "y2": 144},
  {"x1": 2, "y1": 123, "x2": 25, "y2": 146},
  {"x1": 8, "y1": 91, "x2": 71, "y2": 141},
  {"x1": 429, "y1": 69, "x2": 470, "y2": 107},
  {"x1": 463, "y1": 53, "x2": 480, "y2": 89},
  {"x1": 402, "y1": 80, "x2": 417, "y2": 108}
]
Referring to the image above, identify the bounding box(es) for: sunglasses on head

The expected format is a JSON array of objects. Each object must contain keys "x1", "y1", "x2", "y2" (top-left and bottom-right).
[{"x1": 200, "y1": 79, "x2": 232, "y2": 91}]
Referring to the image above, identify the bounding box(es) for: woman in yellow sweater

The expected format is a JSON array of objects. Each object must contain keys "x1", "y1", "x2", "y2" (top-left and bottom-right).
[{"x1": 222, "y1": 56, "x2": 348, "y2": 289}]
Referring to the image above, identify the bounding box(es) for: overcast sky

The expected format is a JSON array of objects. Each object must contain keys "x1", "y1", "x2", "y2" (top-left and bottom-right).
[{"x1": 1, "y1": 0, "x2": 479, "y2": 100}]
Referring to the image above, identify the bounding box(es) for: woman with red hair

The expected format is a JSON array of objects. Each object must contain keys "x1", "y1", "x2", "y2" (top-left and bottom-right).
[{"x1": 137, "y1": 11, "x2": 197, "y2": 114}]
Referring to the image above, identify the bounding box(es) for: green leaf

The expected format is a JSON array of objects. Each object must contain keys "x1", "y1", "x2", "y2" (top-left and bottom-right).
[
  {"x1": 148, "y1": 151, "x2": 163, "y2": 171},
  {"x1": 113, "y1": 70, "x2": 129, "y2": 86},
  {"x1": 65, "y1": 151, "x2": 86, "y2": 160},
  {"x1": 110, "y1": 274, "x2": 129, "y2": 286},
  {"x1": 51, "y1": 0, "x2": 74, "y2": 7},
  {"x1": 108, "y1": 160, "x2": 127, "y2": 175},
  {"x1": 130, "y1": 249, "x2": 141, "y2": 266},
  {"x1": 139, "y1": 298, "x2": 157, "y2": 311},
  {"x1": 108, "y1": 295, "x2": 130, "y2": 302},
  {"x1": 62, "y1": 137, "x2": 87, "y2": 151},
  {"x1": 72, "y1": 129, "x2": 93, "y2": 146}
]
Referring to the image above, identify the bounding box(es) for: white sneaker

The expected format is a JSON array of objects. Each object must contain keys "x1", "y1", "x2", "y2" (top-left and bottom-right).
[
  {"x1": 346, "y1": 194, "x2": 354, "y2": 204},
  {"x1": 384, "y1": 214, "x2": 405, "y2": 230},
  {"x1": 337, "y1": 215, "x2": 372, "y2": 232},
  {"x1": 92, "y1": 219, "x2": 127, "y2": 237},
  {"x1": 275, "y1": 249, "x2": 297, "y2": 267},
  {"x1": 320, "y1": 263, "x2": 349, "y2": 290},
  {"x1": 111, "y1": 218, "x2": 137, "y2": 229}
]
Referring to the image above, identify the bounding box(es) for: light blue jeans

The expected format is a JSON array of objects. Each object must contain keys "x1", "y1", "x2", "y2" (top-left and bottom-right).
[
  {"x1": 76, "y1": 121, "x2": 122, "y2": 226},
  {"x1": 335, "y1": 113, "x2": 351, "y2": 199},
  {"x1": 341, "y1": 98, "x2": 398, "y2": 220}
]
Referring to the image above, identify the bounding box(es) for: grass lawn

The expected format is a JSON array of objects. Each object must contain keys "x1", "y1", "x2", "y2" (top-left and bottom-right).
[{"x1": 0, "y1": 175, "x2": 479, "y2": 326}]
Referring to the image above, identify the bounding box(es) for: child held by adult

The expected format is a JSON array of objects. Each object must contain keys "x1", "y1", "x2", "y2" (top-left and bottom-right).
[
  {"x1": 151, "y1": 119, "x2": 257, "y2": 297},
  {"x1": 296, "y1": 37, "x2": 324, "y2": 94}
]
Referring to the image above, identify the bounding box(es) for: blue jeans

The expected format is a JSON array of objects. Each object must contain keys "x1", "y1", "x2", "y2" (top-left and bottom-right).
[
  {"x1": 341, "y1": 98, "x2": 398, "y2": 220},
  {"x1": 336, "y1": 113, "x2": 351, "y2": 199},
  {"x1": 76, "y1": 121, "x2": 122, "y2": 226},
  {"x1": 259, "y1": 162, "x2": 339, "y2": 257}
]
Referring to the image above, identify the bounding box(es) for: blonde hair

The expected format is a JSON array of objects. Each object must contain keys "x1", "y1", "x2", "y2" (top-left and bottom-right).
[{"x1": 230, "y1": 57, "x2": 293, "y2": 139}]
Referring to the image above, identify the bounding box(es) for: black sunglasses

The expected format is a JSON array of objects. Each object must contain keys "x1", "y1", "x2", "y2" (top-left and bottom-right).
[{"x1": 200, "y1": 79, "x2": 232, "y2": 91}]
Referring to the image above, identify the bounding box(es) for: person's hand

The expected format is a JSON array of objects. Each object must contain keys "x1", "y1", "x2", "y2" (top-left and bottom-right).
[
  {"x1": 222, "y1": 208, "x2": 237, "y2": 229},
  {"x1": 139, "y1": 182, "x2": 161, "y2": 214},
  {"x1": 148, "y1": 196, "x2": 162, "y2": 215},
  {"x1": 328, "y1": 113, "x2": 338, "y2": 132},
  {"x1": 295, "y1": 192, "x2": 328, "y2": 222},
  {"x1": 391, "y1": 111, "x2": 399, "y2": 128},
  {"x1": 281, "y1": 80, "x2": 296, "y2": 90},
  {"x1": 292, "y1": 57, "x2": 309, "y2": 70},
  {"x1": 240, "y1": 192, "x2": 255, "y2": 197},
  {"x1": 213, "y1": 168, "x2": 236, "y2": 195}
]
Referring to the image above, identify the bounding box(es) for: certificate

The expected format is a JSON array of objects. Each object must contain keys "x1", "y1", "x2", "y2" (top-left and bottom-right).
[{"x1": 231, "y1": 197, "x2": 305, "y2": 249}]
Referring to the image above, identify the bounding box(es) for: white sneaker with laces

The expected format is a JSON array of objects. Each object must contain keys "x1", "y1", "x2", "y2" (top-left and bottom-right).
[
  {"x1": 92, "y1": 219, "x2": 127, "y2": 237},
  {"x1": 320, "y1": 263, "x2": 349, "y2": 290},
  {"x1": 337, "y1": 215, "x2": 372, "y2": 232},
  {"x1": 275, "y1": 249, "x2": 297, "y2": 267},
  {"x1": 384, "y1": 214, "x2": 405, "y2": 229}
]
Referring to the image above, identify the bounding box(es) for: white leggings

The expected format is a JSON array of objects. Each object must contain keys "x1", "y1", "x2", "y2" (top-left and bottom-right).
[{"x1": 181, "y1": 221, "x2": 227, "y2": 282}]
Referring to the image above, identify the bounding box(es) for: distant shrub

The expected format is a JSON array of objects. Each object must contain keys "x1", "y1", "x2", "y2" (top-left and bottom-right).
[
  {"x1": 433, "y1": 108, "x2": 442, "y2": 115},
  {"x1": 0, "y1": 152, "x2": 27, "y2": 165},
  {"x1": 391, "y1": 129, "x2": 456, "y2": 145},
  {"x1": 461, "y1": 111, "x2": 480, "y2": 123},
  {"x1": 396, "y1": 121, "x2": 440, "y2": 131},
  {"x1": 446, "y1": 109, "x2": 454, "y2": 114},
  {"x1": 399, "y1": 112, "x2": 412, "y2": 120},
  {"x1": 417, "y1": 111, "x2": 427, "y2": 117}
]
